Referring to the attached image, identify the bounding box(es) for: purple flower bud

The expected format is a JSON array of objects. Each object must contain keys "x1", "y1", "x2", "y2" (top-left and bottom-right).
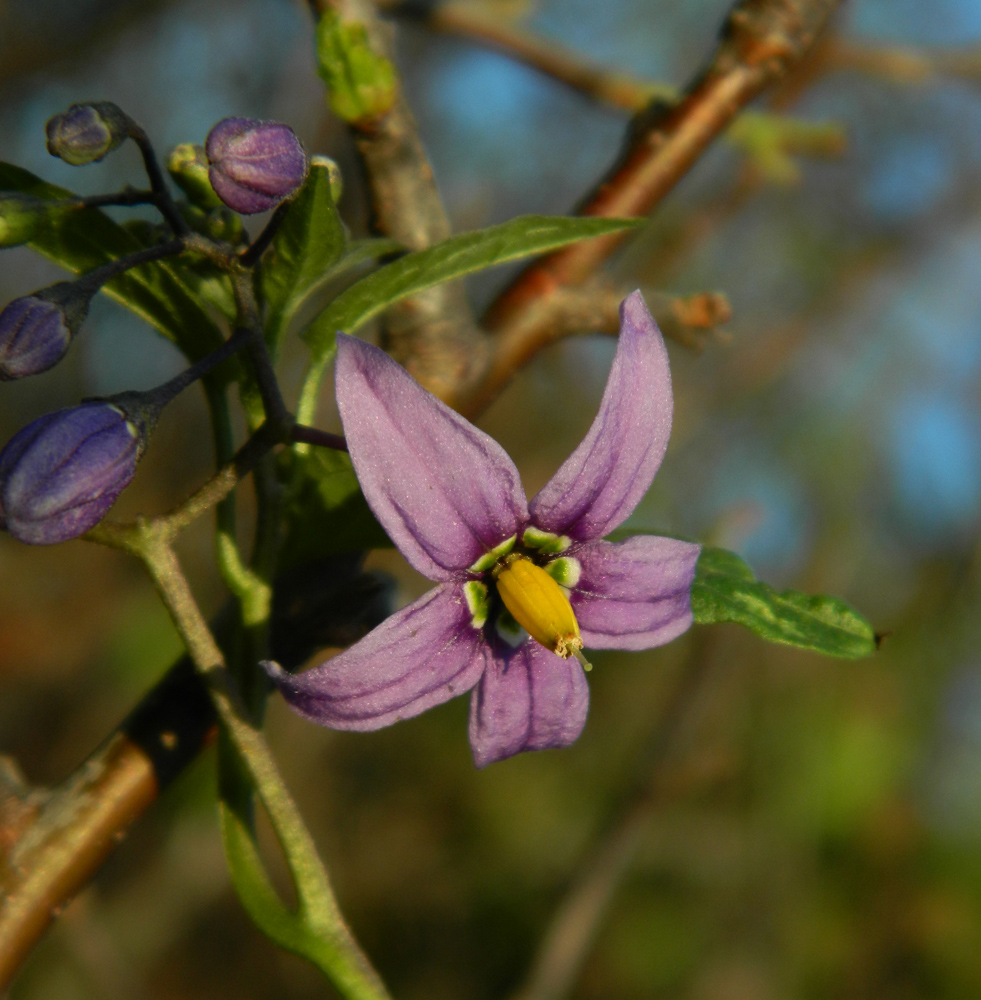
[
  {"x1": 0, "y1": 296, "x2": 72, "y2": 381},
  {"x1": 0, "y1": 279, "x2": 96, "y2": 380},
  {"x1": 0, "y1": 402, "x2": 145, "y2": 544},
  {"x1": 45, "y1": 102, "x2": 131, "y2": 166},
  {"x1": 205, "y1": 117, "x2": 308, "y2": 215}
]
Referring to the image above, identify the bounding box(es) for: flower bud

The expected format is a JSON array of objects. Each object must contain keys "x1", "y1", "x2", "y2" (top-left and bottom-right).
[
  {"x1": 0, "y1": 194, "x2": 49, "y2": 248},
  {"x1": 310, "y1": 154, "x2": 343, "y2": 203},
  {"x1": 0, "y1": 280, "x2": 97, "y2": 380},
  {"x1": 0, "y1": 402, "x2": 147, "y2": 544},
  {"x1": 45, "y1": 102, "x2": 131, "y2": 166},
  {"x1": 205, "y1": 117, "x2": 308, "y2": 215},
  {"x1": 0, "y1": 297, "x2": 71, "y2": 380},
  {"x1": 166, "y1": 142, "x2": 223, "y2": 209}
]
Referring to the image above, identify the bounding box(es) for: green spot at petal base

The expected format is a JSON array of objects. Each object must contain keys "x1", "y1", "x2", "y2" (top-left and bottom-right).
[
  {"x1": 469, "y1": 534, "x2": 516, "y2": 573},
  {"x1": 522, "y1": 526, "x2": 571, "y2": 554}
]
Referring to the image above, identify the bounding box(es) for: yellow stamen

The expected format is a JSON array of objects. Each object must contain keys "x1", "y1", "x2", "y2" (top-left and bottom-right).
[{"x1": 494, "y1": 555, "x2": 591, "y2": 668}]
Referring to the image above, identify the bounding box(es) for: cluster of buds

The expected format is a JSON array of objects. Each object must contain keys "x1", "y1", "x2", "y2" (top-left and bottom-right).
[{"x1": 0, "y1": 102, "x2": 310, "y2": 544}]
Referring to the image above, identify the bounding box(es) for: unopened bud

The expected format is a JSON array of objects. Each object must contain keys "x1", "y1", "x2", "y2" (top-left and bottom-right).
[
  {"x1": 0, "y1": 280, "x2": 97, "y2": 380},
  {"x1": 310, "y1": 154, "x2": 343, "y2": 203},
  {"x1": 45, "y1": 102, "x2": 131, "y2": 166},
  {"x1": 0, "y1": 297, "x2": 71, "y2": 381},
  {"x1": 205, "y1": 117, "x2": 308, "y2": 215},
  {"x1": 167, "y1": 142, "x2": 223, "y2": 209},
  {"x1": 0, "y1": 194, "x2": 50, "y2": 248},
  {"x1": 0, "y1": 401, "x2": 148, "y2": 544}
]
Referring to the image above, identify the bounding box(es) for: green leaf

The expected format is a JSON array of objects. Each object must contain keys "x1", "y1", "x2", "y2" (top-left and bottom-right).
[
  {"x1": 303, "y1": 214, "x2": 644, "y2": 360},
  {"x1": 279, "y1": 447, "x2": 391, "y2": 569},
  {"x1": 315, "y1": 9, "x2": 397, "y2": 123},
  {"x1": 261, "y1": 159, "x2": 347, "y2": 354},
  {"x1": 0, "y1": 161, "x2": 223, "y2": 359},
  {"x1": 692, "y1": 546, "x2": 876, "y2": 658}
]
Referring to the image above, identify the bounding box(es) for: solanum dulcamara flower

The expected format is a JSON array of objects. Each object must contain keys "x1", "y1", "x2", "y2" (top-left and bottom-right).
[{"x1": 264, "y1": 291, "x2": 701, "y2": 767}]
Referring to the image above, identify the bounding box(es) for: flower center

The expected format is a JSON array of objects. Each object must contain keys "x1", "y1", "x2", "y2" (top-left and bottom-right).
[{"x1": 492, "y1": 554, "x2": 592, "y2": 670}]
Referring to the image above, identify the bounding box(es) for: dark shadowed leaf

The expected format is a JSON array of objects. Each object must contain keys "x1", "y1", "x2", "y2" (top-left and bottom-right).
[
  {"x1": 0, "y1": 161, "x2": 223, "y2": 359},
  {"x1": 279, "y1": 446, "x2": 391, "y2": 569}
]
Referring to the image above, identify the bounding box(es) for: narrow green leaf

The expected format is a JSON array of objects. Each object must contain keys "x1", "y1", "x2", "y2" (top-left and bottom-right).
[
  {"x1": 279, "y1": 447, "x2": 391, "y2": 569},
  {"x1": 692, "y1": 546, "x2": 876, "y2": 658},
  {"x1": 303, "y1": 214, "x2": 644, "y2": 360},
  {"x1": 315, "y1": 9, "x2": 397, "y2": 123},
  {"x1": 0, "y1": 161, "x2": 224, "y2": 359},
  {"x1": 261, "y1": 159, "x2": 347, "y2": 353}
]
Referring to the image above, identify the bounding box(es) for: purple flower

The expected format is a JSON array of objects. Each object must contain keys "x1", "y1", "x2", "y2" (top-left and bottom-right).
[
  {"x1": 0, "y1": 402, "x2": 144, "y2": 545},
  {"x1": 265, "y1": 291, "x2": 700, "y2": 767},
  {"x1": 205, "y1": 117, "x2": 308, "y2": 215}
]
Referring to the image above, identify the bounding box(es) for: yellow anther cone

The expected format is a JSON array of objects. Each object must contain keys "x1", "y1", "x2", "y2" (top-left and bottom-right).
[{"x1": 494, "y1": 556, "x2": 591, "y2": 669}]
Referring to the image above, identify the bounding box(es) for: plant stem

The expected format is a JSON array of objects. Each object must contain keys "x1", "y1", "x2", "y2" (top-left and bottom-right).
[
  {"x1": 116, "y1": 525, "x2": 390, "y2": 1000},
  {"x1": 240, "y1": 200, "x2": 292, "y2": 268},
  {"x1": 291, "y1": 424, "x2": 348, "y2": 451},
  {"x1": 73, "y1": 237, "x2": 186, "y2": 296},
  {"x1": 126, "y1": 122, "x2": 190, "y2": 236}
]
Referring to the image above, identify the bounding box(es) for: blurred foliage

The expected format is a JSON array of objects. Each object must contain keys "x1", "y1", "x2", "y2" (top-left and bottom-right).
[{"x1": 3, "y1": 0, "x2": 981, "y2": 999}]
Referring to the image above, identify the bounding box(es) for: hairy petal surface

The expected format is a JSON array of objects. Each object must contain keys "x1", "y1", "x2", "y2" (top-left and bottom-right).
[
  {"x1": 264, "y1": 584, "x2": 486, "y2": 730},
  {"x1": 336, "y1": 334, "x2": 528, "y2": 580},
  {"x1": 571, "y1": 536, "x2": 700, "y2": 650},
  {"x1": 468, "y1": 641, "x2": 589, "y2": 767},
  {"x1": 529, "y1": 291, "x2": 673, "y2": 541}
]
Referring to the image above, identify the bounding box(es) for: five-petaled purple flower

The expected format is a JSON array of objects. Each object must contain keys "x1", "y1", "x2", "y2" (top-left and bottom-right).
[{"x1": 265, "y1": 291, "x2": 701, "y2": 767}]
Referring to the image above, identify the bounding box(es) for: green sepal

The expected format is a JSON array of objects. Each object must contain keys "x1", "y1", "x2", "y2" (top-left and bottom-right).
[
  {"x1": 691, "y1": 546, "x2": 876, "y2": 658},
  {"x1": 260, "y1": 157, "x2": 347, "y2": 355},
  {"x1": 315, "y1": 9, "x2": 397, "y2": 123},
  {"x1": 0, "y1": 161, "x2": 224, "y2": 361},
  {"x1": 278, "y1": 446, "x2": 392, "y2": 570}
]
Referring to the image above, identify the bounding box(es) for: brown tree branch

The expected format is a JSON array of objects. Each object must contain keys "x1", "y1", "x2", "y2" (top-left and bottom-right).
[
  {"x1": 463, "y1": 0, "x2": 844, "y2": 414},
  {"x1": 478, "y1": 280, "x2": 731, "y2": 397},
  {"x1": 310, "y1": 0, "x2": 490, "y2": 399},
  {"x1": 0, "y1": 559, "x2": 391, "y2": 992}
]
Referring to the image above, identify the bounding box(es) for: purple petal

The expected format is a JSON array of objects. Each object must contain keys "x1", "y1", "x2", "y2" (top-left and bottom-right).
[
  {"x1": 265, "y1": 584, "x2": 487, "y2": 730},
  {"x1": 529, "y1": 291, "x2": 673, "y2": 541},
  {"x1": 570, "y1": 536, "x2": 700, "y2": 650},
  {"x1": 336, "y1": 334, "x2": 528, "y2": 580},
  {"x1": 468, "y1": 641, "x2": 590, "y2": 767}
]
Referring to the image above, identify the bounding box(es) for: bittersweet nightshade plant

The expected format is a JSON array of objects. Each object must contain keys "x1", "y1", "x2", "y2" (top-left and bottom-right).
[
  {"x1": 205, "y1": 117, "x2": 308, "y2": 215},
  {"x1": 265, "y1": 291, "x2": 701, "y2": 767}
]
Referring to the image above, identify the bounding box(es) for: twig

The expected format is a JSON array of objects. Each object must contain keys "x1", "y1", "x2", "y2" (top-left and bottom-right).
[
  {"x1": 380, "y1": 0, "x2": 670, "y2": 112},
  {"x1": 469, "y1": 0, "x2": 845, "y2": 414},
  {"x1": 310, "y1": 0, "x2": 489, "y2": 399},
  {"x1": 478, "y1": 280, "x2": 731, "y2": 394},
  {"x1": 825, "y1": 38, "x2": 981, "y2": 86}
]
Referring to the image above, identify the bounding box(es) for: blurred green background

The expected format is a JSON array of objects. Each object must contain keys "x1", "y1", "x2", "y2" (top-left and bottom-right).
[{"x1": 3, "y1": 0, "x2": 981, "y2": 997}]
